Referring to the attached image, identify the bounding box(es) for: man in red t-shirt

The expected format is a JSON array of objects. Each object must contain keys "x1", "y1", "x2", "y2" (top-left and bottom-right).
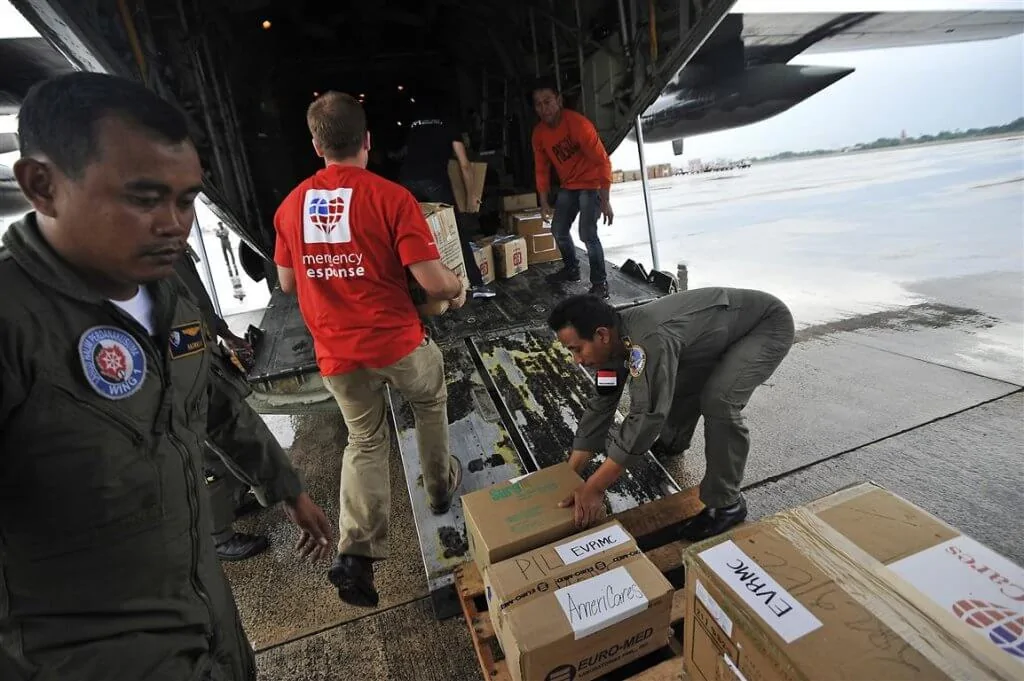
[{"x1": 273, "y1": 91, "x2": 467, "y2": 607}]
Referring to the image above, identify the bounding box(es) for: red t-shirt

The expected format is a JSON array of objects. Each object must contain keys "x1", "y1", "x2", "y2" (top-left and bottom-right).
[{"x1": 273, "y1": 164, "x2": 441, "y2": 376}]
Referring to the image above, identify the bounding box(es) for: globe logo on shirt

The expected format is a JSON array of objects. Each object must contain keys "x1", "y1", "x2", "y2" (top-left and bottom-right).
[{"x1": 308, "y1": 195, "x2": 346, "y2": 234}]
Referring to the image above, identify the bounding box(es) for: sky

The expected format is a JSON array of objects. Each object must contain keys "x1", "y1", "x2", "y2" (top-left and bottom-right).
[{"x1": 2, "y1": 1, "x2": 1023, "y2": 168}]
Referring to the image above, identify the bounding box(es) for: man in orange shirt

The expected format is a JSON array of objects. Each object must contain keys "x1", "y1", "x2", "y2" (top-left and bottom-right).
[
  {"x1": 273, "y1": 92, "x2": 466, "y2": 607},
  {"x1": 531, "y1": 79, "x2": 614, "y2": 299}
]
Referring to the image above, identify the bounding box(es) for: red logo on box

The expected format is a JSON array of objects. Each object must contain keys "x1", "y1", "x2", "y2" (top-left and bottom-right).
[{"x1": 513, "y1": 251, "x2": 523, "y2": 267}]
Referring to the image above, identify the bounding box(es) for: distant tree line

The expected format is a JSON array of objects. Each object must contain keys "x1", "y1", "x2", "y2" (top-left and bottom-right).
[{"x1": 751, "y1": 117, "x2": 1024, "y2": 163}]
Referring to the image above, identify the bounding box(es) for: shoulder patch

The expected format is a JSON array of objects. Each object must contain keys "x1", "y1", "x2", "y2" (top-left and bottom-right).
[
  {"x1": 78, "y1": 326, "x2": 147, "y2": 400},
  {"x1": 168, "y1": 321, "x2": 206, "y2": 360},
  {"x1": 628, "y1": 345, "x2": 646, "y2": 378}
]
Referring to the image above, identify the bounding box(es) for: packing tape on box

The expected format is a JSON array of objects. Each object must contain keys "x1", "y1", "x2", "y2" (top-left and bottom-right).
[{"x1": 770, "y1": 509, "x2": 1020, "y2": 681}]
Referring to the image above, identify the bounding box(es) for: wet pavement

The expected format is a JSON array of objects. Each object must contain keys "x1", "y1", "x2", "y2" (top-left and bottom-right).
[{"x1": 225, "y1": 138, "x2": 1022, "y2": 680}]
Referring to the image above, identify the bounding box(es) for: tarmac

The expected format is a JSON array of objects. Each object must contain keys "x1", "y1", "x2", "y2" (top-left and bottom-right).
[{"x1": 221, "y1": 138, "x2": 1023, "y2": 680}]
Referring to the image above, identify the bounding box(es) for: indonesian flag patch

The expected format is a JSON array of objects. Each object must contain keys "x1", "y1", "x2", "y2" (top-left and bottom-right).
[{"x1": 596, "y1": 370, "x2": 618, "y2": 387}]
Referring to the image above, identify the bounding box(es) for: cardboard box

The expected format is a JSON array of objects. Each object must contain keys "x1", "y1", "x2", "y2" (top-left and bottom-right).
[
  {"x1": 484, "y1": 520, "x2": 674, "y2": 681},
  {"x1": 461, "y1": 463, "x2": 583, "y2": 573},
  {"x1": 512, "y1": 210, "x2": 561, "y2": 264},
  {"x1": 491, "y1": 235, "x2": 528, "y2": 280},
  {"x1": 447, "y1": 160, "x2": 488, "y2": 214},
  {"x1": 471, "y1": 241, "x2": 495, "y2": 285},
  {"x1": 409, "y1": 203, "x2": 469, "y2": 316},
  {"x1": 683, "y1": 482, "x2": 1022, "y2": 681},
  {"x1": 501, "y1": 193, "x2": 538, "y2": 214}
]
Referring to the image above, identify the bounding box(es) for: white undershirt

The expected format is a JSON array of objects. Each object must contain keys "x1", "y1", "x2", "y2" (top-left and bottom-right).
[{"x1": 110, "y1": 286, "x2": 156, "y2": 335}]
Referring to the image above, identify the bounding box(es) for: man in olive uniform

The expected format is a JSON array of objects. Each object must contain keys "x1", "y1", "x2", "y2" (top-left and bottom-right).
[
  {"x1": 548, "y1": 288, "x2": 795, "y2": 540},
  {"x1": 0, "y1": 71, "x2": 332, "y2": 681}
]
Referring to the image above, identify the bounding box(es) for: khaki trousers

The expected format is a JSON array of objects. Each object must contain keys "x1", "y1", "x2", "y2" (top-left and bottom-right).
[{"x1": 323, "y1": 337, "x2": 450, "y2": 559}]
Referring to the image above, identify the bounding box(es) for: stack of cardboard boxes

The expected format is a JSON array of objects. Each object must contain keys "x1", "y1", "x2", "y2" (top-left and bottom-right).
[
  {"x1": 682, "y1": 482, "x2": 1024, "y2": 681},
  {"x1": 461, "y1": 463, "x2": 676, "y2": 681},
  {"x1": 460, "y1": 191, "x2": 565, "y2": 285},
  {"x1": 500, "y1": 193, "x2": 562, "y2": 266},
  {"x1": 462, "y1": 464, "x2": 1023, "y2": 681}
]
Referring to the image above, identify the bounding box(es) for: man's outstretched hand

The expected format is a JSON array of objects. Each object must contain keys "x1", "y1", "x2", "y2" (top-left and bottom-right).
[{"x1": 284, "y1": 492, "x2": 333, "y2": 561}]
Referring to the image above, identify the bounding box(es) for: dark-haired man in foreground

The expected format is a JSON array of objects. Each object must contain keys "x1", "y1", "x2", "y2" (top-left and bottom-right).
[
  {"x1": 548, "y1": 288, "x2": 794, "y2": 540},
  {"x1": 0, "y1": 71, "x2": 331, "y2": 681}
]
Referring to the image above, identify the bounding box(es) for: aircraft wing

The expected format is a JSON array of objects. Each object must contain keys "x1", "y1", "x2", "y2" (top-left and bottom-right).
[
  {"x1": 0, "y1": 37, "x2": 74, "y2": 115},
  {"x1": 741, "y1": 11, "x2": 1024, "y2": 64}
]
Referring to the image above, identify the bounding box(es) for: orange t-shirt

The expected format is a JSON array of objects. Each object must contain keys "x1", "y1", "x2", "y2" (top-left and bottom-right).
[
  {"x1": 273, "y1": 165, "x2": 440, "y2": 376},
  {"x1": 531, "y1": 109, "x2": 613, "y2": 195}
]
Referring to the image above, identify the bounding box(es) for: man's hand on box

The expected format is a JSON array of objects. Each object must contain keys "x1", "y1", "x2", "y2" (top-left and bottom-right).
[{"x1": 559, "y1": 484, "x2": 605, "y2": 529}]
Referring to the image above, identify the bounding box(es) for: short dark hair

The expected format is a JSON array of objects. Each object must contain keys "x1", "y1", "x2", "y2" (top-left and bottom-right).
[
  {"x1": 529, "y1": 77, "x2": 560, "y2": 101},
  {"x1": 548, "y1": 295, "x2": 618, "y2": 340},
  {"x1": 307, "y1": 91, "x2": 366, "y2": 160},
  {"x1": 18, "y1": 71, "x2": 191, "y2": 179}
]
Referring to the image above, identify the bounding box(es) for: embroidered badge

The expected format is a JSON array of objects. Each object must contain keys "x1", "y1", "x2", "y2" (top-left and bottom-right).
[
  {"x1": 168, "y1": 321, "x2": 206, "y2": 360},
  {"x1": 628, "y1": 345, "x2": 647, "y2": 378},
  {"x1": 78, "y1": 326, "x2": 147, "y2": 400}
]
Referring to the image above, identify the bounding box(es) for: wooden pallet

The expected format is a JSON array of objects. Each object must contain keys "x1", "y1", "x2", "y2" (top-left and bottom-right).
[{"x1": 454, "y1": 487, "x2": 704, "y2": 681}]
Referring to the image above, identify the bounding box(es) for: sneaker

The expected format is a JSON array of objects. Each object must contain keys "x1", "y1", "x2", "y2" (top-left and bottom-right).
[
  {"x1": 328, "y1": 554, "x2": 379, "y2": 607},
  {"x1": 215, "y1": 532, "x2": 269, "y2": 562},
  {"x1": 470, "y1": 286, "x2": 497, "y2": 299},
  {"x1": 678, "y1": 496, "x2": 748, "y2": 542},
  {"x1": 429, "y1": 455, "x2": 464, "y2": 515},
  {"x1": 589, "y1": 282, "x2": 610, "y2": 299},
  {"x1": 545, "y1": 267, "x2": 581, "y2": 284}
]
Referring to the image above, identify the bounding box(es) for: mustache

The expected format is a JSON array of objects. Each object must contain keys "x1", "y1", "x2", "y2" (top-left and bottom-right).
[{"x1": 139, "y1": 242, "x2": 185, "y2": 257}]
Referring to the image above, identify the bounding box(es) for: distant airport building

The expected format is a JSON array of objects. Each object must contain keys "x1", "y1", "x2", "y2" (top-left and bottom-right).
[{"x1": 612, "y1": 163, "x2": 675, "y2": 182}]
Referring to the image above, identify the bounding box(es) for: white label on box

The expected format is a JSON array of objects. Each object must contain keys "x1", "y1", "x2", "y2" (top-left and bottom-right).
[
  {"x1": 555, "y1": 566, "x2": 650, "y2": 639},
  {"x1": 696, "y1": 579, "x2": 734, "y2": 637},
  {"x1": 889, "y1": 535, "x2": 1024, "y2": 665},
  {"x1": 699, "y1": 540, "x2": 823, "y2": 644},
  {"x1": 555, "y1": 525, "x2": 632, "y2": 565}
]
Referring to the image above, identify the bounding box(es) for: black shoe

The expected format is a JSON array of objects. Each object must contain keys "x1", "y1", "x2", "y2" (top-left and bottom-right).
[
  {"x1": 328, "y1": 554, "x2": 379, "y2": 608},
  {"x1": 429, "y1": 455, "x2": 464, "y2": 515},
  {"x1": 470, "y1": 286, "x2": 497, "y2": 299},
  {"x1": 588, "y1": 282, "x2": 610, "y2": 299},
  {"x1": 678, "y1": 497, "x2": 748, "y2": 542},
  {"x1": 546, "y1": 267, "x2": 581, "y2": 284},
  {"x1": 215, "y1": 532, "x2": 269, "y2": 562}
]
